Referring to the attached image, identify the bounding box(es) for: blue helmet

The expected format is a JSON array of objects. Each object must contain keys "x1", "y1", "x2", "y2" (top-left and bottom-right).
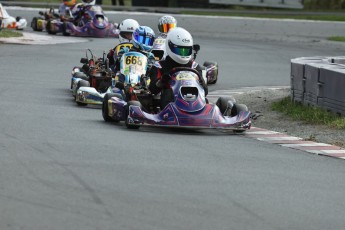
[{"x1": 132, "y1": 26, "x2": 155, "y2": 52}]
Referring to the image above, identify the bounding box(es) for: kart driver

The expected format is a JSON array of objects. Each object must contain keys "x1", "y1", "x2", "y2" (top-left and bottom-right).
[
  {"x1": 111, "y1": 25, "x2": 156, "y2": 73},
  {"x1": 106, "y1": 18, "x2": 140, "y2": 71},
  {"x1": 129, "y1": 26, "x2": 156, "y2": 56},
  {"x1": 148, "y1": 27, "x2": 208, "y2": 109},
  {"x1": 72, "y1": 0, "x2": 96, "y2": 25},
  {"x1": 58, "y1": 0, "x2": 76, "y2": 18},
  {"x1": 157, "y1": 15, "x2": 177, "y2": 39}
]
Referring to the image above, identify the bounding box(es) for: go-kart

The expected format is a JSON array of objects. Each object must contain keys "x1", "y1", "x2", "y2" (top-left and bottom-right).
[
  {"x1": 71, "y1": 49, "x2": 116, "y2": 106},
  {"x1": 103, "y1": 66, "x2": 251, "y2": 132},
  {"x1": 152, "y1": 37, "x2": 218, "y2": 85},
  {"x1": 0, "y1": 3, "x2": 27, "y2": 30},
  {"x1": 46, "y1": 4, "x2": 118, "y2": 37},
  {"x1": 31, "y1": 8, "x2": 60, "y2": 32},
  {"x1": 102, "y1": 51, "x2": 160, "y2": 125}
]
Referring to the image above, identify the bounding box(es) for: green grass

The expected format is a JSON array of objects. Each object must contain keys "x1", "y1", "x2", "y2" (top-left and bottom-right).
[
  {"x1": 182, "y1": 11, "x2": 345, "y2": 22},
  {"x1": 0, "y1": 29, "x2": 23, "y2": 38},
  {"x1": 328, "y1": 36, "x2": 345, "y2": 42},
  {"x1": 27, "y1": 0, "x2": 131, "y2": 6},
  {"x1": 271, "y1": 96, "x2": 345, "y2": 129}
]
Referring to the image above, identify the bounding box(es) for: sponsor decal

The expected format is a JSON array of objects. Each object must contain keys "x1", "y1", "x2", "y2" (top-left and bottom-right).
[{"x1": 176, "y1": 72, "x2": 195, "y2": 81}]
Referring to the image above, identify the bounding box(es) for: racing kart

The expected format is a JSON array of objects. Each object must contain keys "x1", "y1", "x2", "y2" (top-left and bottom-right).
[
  {"x1": 71, "y1": 49, "x2": 115, "y2": 106},
  {"x1": 31, "y1": 8, "x2": 59, "y2": 32},
  {"x1": 0, "y1": 3, "x2": 27, "y2": 30},
  {"x1": 103, "y1": 66, "x2": 251, "y2": 132},
  {"x1": 152, "y1": 37, "x2": 218, "y2": 85},
  {"x1": 102, "y1": 51, "x2": 160, "y2": 124},
  {"x1": 46, "y1": 5, "x2": 118, "y2": 37}
]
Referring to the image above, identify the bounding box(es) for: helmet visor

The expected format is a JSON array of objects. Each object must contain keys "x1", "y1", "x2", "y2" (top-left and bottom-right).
[
  {"x1": 134, "y1": 34, "x2": 154, "y2": 46},
  {"x1": 168, "y1": 41, "x2": 192, "y2": 56},
  {"x1": 119, "y1": 31, "x2": 133, "y2": 40},
  {"x1": 158, "y1": 23, "x2": 176, "y2": 33}
]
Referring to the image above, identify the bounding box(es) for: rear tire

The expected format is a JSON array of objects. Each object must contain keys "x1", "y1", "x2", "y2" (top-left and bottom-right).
[
  {"x1": 125, "y1": 101, "x2": 141, "y2": 129},
  {"x1": 102, "y1": 93, "x2": 122, "y2": 122},
  {"x1": 62, "y1": 22, "x2": 70, "y2": 36},
  {"x1": 216, "y1": 96, "x2": 236, "y2": 116},
  {"x1": 76, "y1": 80, "x2": 90, "y2": 106},
  {"x1": 46, "y1": 20, "x2": 56, "y2": 35}
]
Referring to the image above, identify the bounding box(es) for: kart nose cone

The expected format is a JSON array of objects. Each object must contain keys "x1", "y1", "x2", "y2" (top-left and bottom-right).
[
  {"x1": 175, "y1": 86, "x2": 205, "y2": 112},
  {"x1": 93, "y1": 15, "x2": 106, "y2": 29}
]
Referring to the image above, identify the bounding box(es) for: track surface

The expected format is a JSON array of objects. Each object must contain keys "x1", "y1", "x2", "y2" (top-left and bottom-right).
[{"x1": 1, "y1": 8, "x2": 345, "y2": 230}]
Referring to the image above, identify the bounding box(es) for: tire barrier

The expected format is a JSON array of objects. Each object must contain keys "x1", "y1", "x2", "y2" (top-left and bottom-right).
[{"x1": 291, "y1": 56, "x2": 345, "y2": 115}]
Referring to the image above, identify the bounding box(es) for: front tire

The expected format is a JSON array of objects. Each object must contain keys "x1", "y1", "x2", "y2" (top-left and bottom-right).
[
  {"x1": 102, "y1": 93, "x2": 122, "y2": 122},
  {"x1": 76, "y1": 80, "x2": 90, "y2": 106},
  {"x1": 232, "y1": 104, "x2": 249, "y2": 133},
  {"x1": 216, "y1": 96, "x2": 236, "y2": 116},
  {"x1": 31, "y1": 17, "x2": 39, "y2": 31},
  {"x1": 125, "y1": 101, "x2": 141, "y2": 129},
  {"x1": 231, "y1": 103, "x2": 248, "y2": 117}
]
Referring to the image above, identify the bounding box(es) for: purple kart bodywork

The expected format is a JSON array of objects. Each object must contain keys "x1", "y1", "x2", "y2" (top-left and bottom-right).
[
  {"x1": 106, "y1": 68, "x2": 251, "y2": 131},
  {"x1": 128, "y1": 103, "x2": 251, "y2": 129},
  {"x1": 48, "y1": 5, "x2": 118, "y2": 37}
]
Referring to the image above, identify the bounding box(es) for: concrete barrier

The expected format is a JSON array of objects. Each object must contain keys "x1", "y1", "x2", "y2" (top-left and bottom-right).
[
  {"x1": 291, "y1": 56, "x2": 345, "y2": 115},
  {"x1": 319, "y1": 64, "x2": 345, "y2": 115},
  {"x1": 290, "y1": 57, "x2": 329, "y2": 103}
]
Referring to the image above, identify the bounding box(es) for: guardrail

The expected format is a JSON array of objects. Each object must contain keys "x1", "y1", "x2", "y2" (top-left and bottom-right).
[{"x1": 291, "y1": 56, "x2": 345, "y2": 115}]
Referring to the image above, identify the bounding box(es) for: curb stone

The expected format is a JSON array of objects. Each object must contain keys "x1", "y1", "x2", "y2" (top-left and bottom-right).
[
  {"x1": 245, "y1": 127, "x2": 345, "y2": 160},
  {"x1": 0, "y1": 32, "x2": 88, "y2": 45}
]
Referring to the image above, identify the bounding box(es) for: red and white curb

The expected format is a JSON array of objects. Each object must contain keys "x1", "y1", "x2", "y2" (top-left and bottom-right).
[{"x1": 245, "y1": 127, "x2": 345, "y2": 160}]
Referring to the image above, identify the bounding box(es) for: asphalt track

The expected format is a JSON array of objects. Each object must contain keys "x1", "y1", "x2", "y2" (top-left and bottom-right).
[{"x1": 1, "y1": 8, "x2": 345, "y2": 230}]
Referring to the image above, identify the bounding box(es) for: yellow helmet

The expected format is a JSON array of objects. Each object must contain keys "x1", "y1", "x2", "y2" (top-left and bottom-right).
[{"x1": 63, "y1": 0, "x2": 76, "y2": 7}]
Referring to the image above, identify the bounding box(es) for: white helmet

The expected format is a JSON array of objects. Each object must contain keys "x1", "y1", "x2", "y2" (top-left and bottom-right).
[
  {"x1": 82, "y1": 0, "x2": 95, "y2": 6},
  {"x1": 118, "y1": 19, "x2": 140, "y2": 43},
  {"x1": 165, "y1": 27, "x2": 193, "y2": 64}
]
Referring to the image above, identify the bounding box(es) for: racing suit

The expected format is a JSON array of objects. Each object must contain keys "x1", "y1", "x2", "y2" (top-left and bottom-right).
[
  {"x1": 107, "y1": 44, "x2": 154, "y2": 73},
  {"x1": 148, "y1": 55, "x2": 208, "y2": 109}
]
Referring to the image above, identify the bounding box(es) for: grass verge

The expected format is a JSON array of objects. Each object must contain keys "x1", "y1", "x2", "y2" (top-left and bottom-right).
[
  {"x1": 0, "y1": 29, "x2": 23, "y2": 38},
  {"x1": 328, "y1": 36, "x2": 345, "y2": 42},
  {"x1": 181, "y1": 11, "x2": 345, "y2": 22},
  {"x1": 271, "y1": 96, "x2": 345, "y2": 129}
]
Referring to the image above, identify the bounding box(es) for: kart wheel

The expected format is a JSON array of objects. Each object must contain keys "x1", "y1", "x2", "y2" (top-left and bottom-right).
[
  {"x1": 231, "y1": 103, "x2": 248, "y2": 116},
  {"x1": 102, "y1": 93, "x2": 122, "y2": 122},
  {"x1": 74, "y1": 72, "x2": 89, "y2": 81},
  {"x1": 203, "y1": 61, "x2": 218, "y2": 84},
  {"x1": 62, "y1": 22, "x2": 70, "y2": 36},
  {"x1": 125, "y1": 101, "x2": 141, "y2": 129},
  {"x1": 232, "y1": 104, "x2": 249, "y2": 133},
  {"x1": 76, "y1": 80, "x2": 90, "y2": 106},
  {"x1": 31, "y1": 17, "x2": 39, "y2": 31},
  {"x1": 46, "y1": 20, "x2": 56, "y2": 35},
  {"x1": 216, "y1": 96, "x2": 236, "y2": 116}
]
